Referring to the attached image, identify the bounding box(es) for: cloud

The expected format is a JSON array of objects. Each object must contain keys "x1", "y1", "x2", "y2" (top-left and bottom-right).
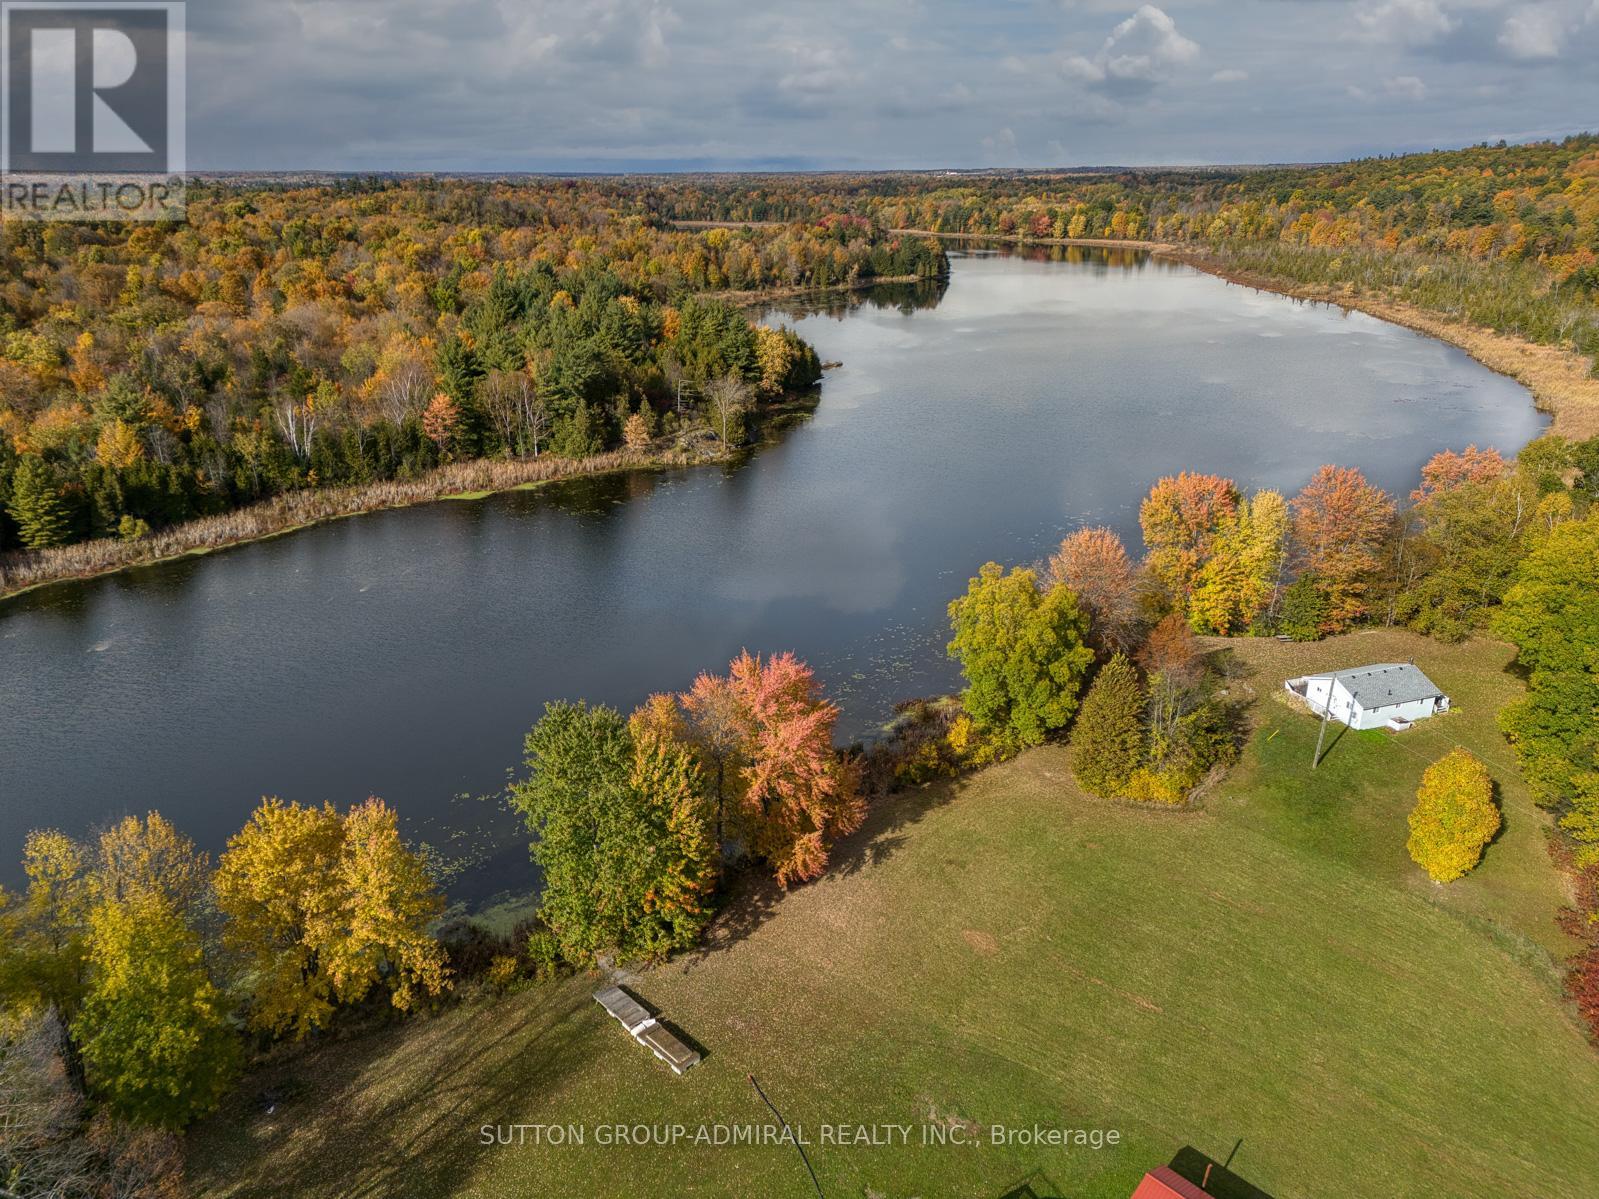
[
  {"x1": 1384, "y1": 74, "x2": 1429, "y2": 99},
  {"x1": 173, "y1": 0, "x2": 1598, "y2": 172},
  {"x1": 1060, "y1": 4, "x2": 1200, "y2": 97},
  {"x1": 1354, "y1": 0, "x2": 1455, "y2": 46},
  {"x1": 1498, "y1": 5, "x2": 1566, "y2": 57},
  {"x1": 758, "y1": 35, "x2": 860, "y2": 115}
]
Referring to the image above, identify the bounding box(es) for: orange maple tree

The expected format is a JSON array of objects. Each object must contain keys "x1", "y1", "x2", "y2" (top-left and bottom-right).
[{"x1": 1290, "y1": 465, "x2": 1395, "y2": 631}]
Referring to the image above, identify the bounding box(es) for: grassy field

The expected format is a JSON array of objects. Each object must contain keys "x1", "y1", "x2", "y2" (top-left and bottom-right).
[{"x1": 187, "y1": 631, "x2": 1599, "y2": 1199}]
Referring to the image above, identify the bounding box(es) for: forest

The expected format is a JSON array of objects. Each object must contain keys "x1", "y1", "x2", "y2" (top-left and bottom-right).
[
  {"x1": 647, "y1": 135, "x2": 1599, "y2": 369},
  {"x1": 4, "y1": 138, "x2": 1596, "y2": 564},
  {"x1": 0, "y1": 180, "x2": 947, "y2": 555}
]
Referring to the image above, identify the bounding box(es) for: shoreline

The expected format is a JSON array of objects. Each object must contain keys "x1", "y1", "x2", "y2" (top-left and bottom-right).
[
  {"x1": 0, "y1": 385, "x2": 826, "y2": 605},
  {"x1": 0, "y1": 443, "x2": 715, "y2": 604},
  {"x1": 1162, "y1": 245, "x2": 1599, "y2": 441},
  {"x1": 6, "y1": 242, "x2": 1587, "y2": 602},
  {"x1": 898, "y1": 228, "x2": 1599, "y2": 441}
]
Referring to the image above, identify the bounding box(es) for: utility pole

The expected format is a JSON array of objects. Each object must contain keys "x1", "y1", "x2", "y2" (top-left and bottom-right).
[{"x1": 1312, "y1": 681, "x2": 1334, "y2": 769}]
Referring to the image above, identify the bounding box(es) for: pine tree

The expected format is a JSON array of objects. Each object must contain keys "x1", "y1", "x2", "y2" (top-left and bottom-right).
[
  {"x1": 1277, "y1": 574, "x2": 1330, "y2": 641},
  {"x1": 1069, "y1": 654, "x2": 1146, "y2": 798},
  {"x1": 550, "y1": 400, "x2": 602, "y2": 458},
  {"x1": 8, "y1": 455, "x2": 74, "y2": 549}
]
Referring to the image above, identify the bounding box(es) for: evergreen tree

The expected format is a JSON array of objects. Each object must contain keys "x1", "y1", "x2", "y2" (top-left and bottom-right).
[
  {"x1": 1277, "y1": 574, "x2": 1330, "y2": 641},
  {"x1": 550, "y1": 400, "x2": 603, "y2": 458},
  {"x1": 1069, "y1": 654, "x2": 1146, "y2": 798},
  {"x1": 8, "y1": 455, "x2": 74, "y2": 549}
]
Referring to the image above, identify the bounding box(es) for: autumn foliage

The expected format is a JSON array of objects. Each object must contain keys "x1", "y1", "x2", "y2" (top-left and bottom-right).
[
  {"x1": 1412, "y1": 444, "x2": 1508, "y2": 502},
  {"x1": 1406, "y1": 750, "x2": 1500, "y2": 884},
  {"x1": 707, "y1": 651, "x2": 865, "y2": 888},
  {"x1": 1048, "y1": 527, "x2": 1141, "y2": 652},
  {"x1": 1139, "y1": 472, "x2": 1240, "y2": 602},
  {"x1": 1289, "y1": 465, "x2": 1395, "y2": 632},
  {"x1": 215, "y1": 797, "x2": 449, "y2": 1038}
]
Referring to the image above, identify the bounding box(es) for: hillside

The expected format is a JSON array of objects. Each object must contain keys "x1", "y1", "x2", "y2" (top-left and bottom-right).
[{"x1": 187, "y1": 631, "x2": 1599, "y2": 1199}]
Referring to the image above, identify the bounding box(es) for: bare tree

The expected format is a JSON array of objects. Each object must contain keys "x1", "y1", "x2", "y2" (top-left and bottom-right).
[
  {"x1": 0, "y1": 1010, "x2": 187, "y2": 1199},
  {"x1": 703, "y1": 372, "x2": 752, "y2": 457},
  {"x1": 271, "y1": 393, "x2": 317, "y2": 462},
  {"x1": 519, "y1": 377, "x2": 549, "y2": 458},
  {"x1": 0, "y1": 1011, "x2": 94, "y2": 1198},
  {"x1": 373, "y1": 351, "x2": 433, "y2": 427}
]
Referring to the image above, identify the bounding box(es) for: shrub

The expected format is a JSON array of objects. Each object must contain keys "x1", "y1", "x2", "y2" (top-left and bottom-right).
[
  {"x1": 1406, "y1": 749, "x2": 1500, "y2": 883},
  {"x1": 1121, "y1": 767, "x2": 1189, "y2": 806},
  {"x1": 485, "y1": 955, "x2": 522, "y2": 993},
  {"x1": 525, "y1": 929, "x2": 563, "y2": 978}
]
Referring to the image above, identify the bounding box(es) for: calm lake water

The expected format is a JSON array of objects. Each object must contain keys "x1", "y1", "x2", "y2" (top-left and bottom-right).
[{"x1": 0, "y1": 249, "x2": 1546, "y2": 900}]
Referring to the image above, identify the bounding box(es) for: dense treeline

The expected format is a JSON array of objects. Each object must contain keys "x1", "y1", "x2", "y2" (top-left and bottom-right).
[
  {"x1": 0, "y1": 180, "x2": 947, "y2": 554},
  {"x1": 647, "y1": 136, "x2": 1599, "y2": 369}
]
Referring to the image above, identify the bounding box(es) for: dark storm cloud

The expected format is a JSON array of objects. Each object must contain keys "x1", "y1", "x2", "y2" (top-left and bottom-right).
[{"x1": 181, "y1": 0, "x2": 1598, "y2": 169}]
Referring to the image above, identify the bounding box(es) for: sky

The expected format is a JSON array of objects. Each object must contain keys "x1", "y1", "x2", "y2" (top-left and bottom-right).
[{"x1": 186, "y1": 0, "x2": 1599, "y2": 170}]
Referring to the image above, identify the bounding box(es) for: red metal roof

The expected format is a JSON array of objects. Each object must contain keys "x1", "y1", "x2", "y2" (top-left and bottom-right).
[{"x1": 1130, "y1": 1166, "x2": 1213, "y2": 1199}]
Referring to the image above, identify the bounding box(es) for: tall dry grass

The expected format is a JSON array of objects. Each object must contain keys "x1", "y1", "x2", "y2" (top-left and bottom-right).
[{"x1": 0, "y1": 447, "x2": 698, "y2": 599}]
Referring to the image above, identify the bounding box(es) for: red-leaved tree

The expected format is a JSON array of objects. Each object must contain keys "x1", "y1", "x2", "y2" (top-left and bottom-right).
[
  {"x1": 1412, "y1": 444, "x2": 1508, "y2": 503},
  {"x1": 714, "y1": 651, "x2": 865, "y2": 887},
  {"x1": 1047, "y1": 526, "x2": 1142, "y2": 653},
  {"x1": 1290, "y1": 465, "x2": 1395, "y2": 631}
]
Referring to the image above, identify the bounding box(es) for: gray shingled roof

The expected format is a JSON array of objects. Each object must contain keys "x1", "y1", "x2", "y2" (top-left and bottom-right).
[{"x1": 1310, "y1": 663, "x2": 1444, "y2": 710}]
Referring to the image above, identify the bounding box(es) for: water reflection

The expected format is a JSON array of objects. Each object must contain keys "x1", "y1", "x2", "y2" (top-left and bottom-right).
[{"x1": 0, "y1": 250, "x2": 1547, "y2": 901}]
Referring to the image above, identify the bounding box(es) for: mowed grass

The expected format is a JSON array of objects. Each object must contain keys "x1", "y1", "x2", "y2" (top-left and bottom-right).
[{"x1": 188, "y1": 631, "x2": 1599, "y2": 1199}]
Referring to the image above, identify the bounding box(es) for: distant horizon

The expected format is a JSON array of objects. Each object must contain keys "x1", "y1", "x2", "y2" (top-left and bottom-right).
[{"x1": 183, "y1": 129, "x2": 1595, "y2": 179}]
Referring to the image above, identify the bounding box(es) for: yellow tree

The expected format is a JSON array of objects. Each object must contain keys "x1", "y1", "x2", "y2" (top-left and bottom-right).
[
  {"x1": 214, "y1": 800, "x2": 344, "y2": 1038},
  {"x1": 314, "y1": 798, "x2": 449, "y2": 1015},
  {"x1": 216, "y1": 798, "x2": 448, "y2": 1037},
  {"x1": 94, "y1": 419, "x2": 145, "y2": 470},
  {"x1": 10, "y1": 832, "x2": 90, "y2": 1017},
  {"x1": 1139, "y1": 472, "x2": 1241, "y2": 605},
  {"x1": 90, "y1": 812, "x2": 208, "y2": 913},
  {"x1": 1189, "y1": 490, "x2": 1287, "y2": 634},
  {"x1": 73, "y1": 891, "x2": 238, "y2": 1128},
  {"x1": 1407, "y1": 749, "x2": 1500, "y2": 883}
]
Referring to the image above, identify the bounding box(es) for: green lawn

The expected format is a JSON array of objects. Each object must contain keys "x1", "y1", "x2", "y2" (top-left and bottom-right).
[{"x1": 188, "y1": 631, "x2": 1599, "y2": 1199}]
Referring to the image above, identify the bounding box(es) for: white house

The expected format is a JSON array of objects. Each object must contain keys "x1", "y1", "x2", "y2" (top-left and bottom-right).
[{"x1": 1284, "y1": 663, "x2": 1449, "y2": 731}]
